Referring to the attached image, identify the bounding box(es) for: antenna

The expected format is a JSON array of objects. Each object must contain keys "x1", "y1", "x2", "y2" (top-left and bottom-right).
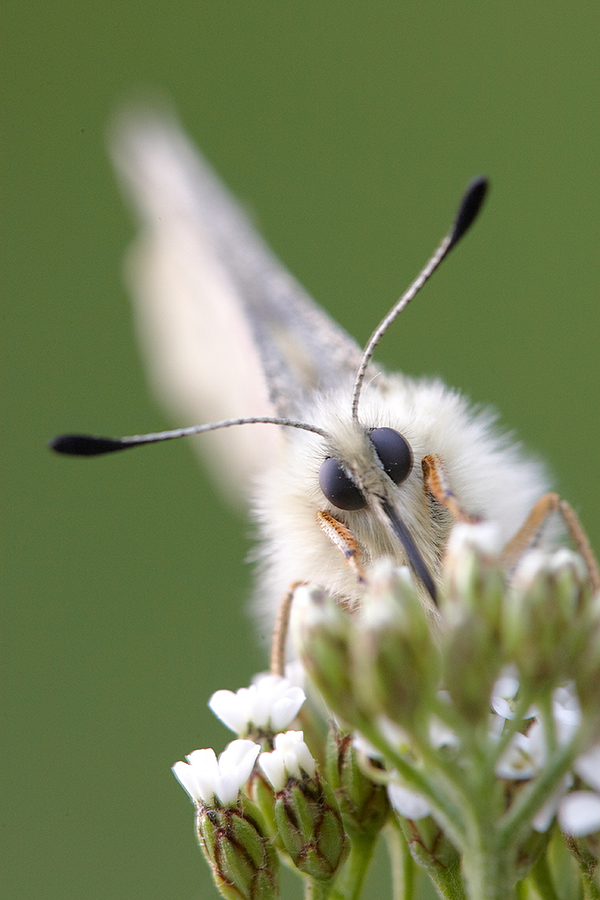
[
  {"x1": 351, "y1": 176, "x2": 489, "y2": 421},
  {"x1": 50, "y1": 416, "x2": 329, "y2": 456}
]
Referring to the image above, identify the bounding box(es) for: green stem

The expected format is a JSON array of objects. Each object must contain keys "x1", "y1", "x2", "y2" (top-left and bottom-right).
[
  {"x1": 460, "y1": 833, "x2": 515, "y2": 900},
  {"x1": 385, "y1": 819, "x2": 414, "y2": 900},
  {"x1": 486, "y1": 689, "x2": 534, "y2": 774},
  {"x1": 565, "y1": 833, "x2": 600, "y2": 900},
  {"x1": 305, "y1": 879, "x2": 334, "y2": 900},
  {"x1": 583, "y1": 874, "x2": 600, "y2": 900},
  {"x1": 427, "y1": 859, "x2": 467, "y2": 900},
  {"x1": 356, "y1": 719, "x2": 466, "y2": 848},
  {"x1": 499, "y1": 733, "x2": 580, "y2": 848},
  {"x1": 328, "y1": 833, "x2": 378, "y2": 900}
]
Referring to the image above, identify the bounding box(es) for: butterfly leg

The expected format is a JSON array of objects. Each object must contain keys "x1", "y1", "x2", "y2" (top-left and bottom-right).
[
  {"x1": 316, "y1": 510, "x2": 367, "y2": 583},
  {"x1": 270, "y1": 513, "x2": 366, "y2": 675},
  {"x1": 271, "y1": 583, "x2": 303, "y2": 676},
  {"x1": 421, "y1": 453, "x2": 482, "y2": 523},
  {"x1": 500, "y1": 493, "x2": 600, "y2": 591}
]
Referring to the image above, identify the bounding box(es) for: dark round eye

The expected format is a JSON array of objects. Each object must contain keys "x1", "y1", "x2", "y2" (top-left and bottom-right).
[
  {"x1": 369, "y1": 427, "x2": 413, "y2": 485},
  {"x1": 318, "y1": 456, "x2": 366, "y2": 510}
]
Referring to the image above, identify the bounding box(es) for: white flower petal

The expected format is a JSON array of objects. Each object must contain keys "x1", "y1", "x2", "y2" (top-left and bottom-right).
[
  {"x1": 259, "y1": 731, "x2": 316, "y2": 789},
  {"x1": 219, "y1": 739, "x2": 261, "y2": 776},
  {"x1": 492, "y1": 670, "x2": 520, "y2": 702},
  {"x1": 259, "y1": 751, "x2": 287, "y2": 792},
  {"x1": 209, "y1": 689, "x2": 249, "y2": 734},
  {"x1": 172, "y1": 748, "x2": 218, "y2": 803},
  {"x1": 532, "y1": 774, "x2": 573, "y2": 832},
  {"x1": 491, "y1": 696, "x2": 515, "y2": 720},
  {"x1": 270, "y1": 687, "x2": 306, "y2": 731},
  {"x1": 378, "y1": 716, "x2": 410, "y2": 751},
  {"x1": 213, "y1": 739, "x2": 260, "y2": 804},
  {"x1": 495, "y1": 732, "x2": 536, "y2": 780},
  {"x1": 172, "y1": 760, "x2": 207, "y2": 802},
  {"x1": 429, "y1": 718, "x2": 459, "y2": 749},
  {"x1": 209, "y1": 677, "x2": 306, "y2": 735},
  {"x1": 387, "y1": 780, "x2": 431, "y2": 820},
  {"x1": 351, "y1": 731, "x2": 382, "y2": 760},
  {"x1": 574, "y1": 744, "x2": 600, "y2": 793},
  {"x1": 559, "y1": 791, "x2": 600, "y2": 837}
]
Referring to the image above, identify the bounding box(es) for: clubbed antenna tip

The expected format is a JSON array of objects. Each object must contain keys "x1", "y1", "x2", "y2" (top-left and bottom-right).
[
  {"x1": 449, "y1": 176, "x2": 489, "y2": 249},
  {"x1": 49, "y1": 434, "x2": 131, "y2": 456}
]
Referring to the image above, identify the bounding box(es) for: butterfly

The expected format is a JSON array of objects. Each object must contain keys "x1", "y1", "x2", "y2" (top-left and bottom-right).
[{"x1": 51, "y1": 110, "x2": 599, "y2": 666}]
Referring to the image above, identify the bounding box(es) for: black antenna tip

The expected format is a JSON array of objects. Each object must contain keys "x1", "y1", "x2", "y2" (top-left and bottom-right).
[
  {"x1": 449, "y1": 176, "x2": 489, "y2": 249},
  {"x1": 49, "y1": 434, "x2": 129, "y2": 456}
]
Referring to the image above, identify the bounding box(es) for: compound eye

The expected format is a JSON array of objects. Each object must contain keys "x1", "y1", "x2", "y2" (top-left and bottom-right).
[
  {"x1": 369, "y1": 427, "x2": 413, "y2": 485},
  {"x1": 318, "y1": 457, "x2": 366, "y2": 510}
]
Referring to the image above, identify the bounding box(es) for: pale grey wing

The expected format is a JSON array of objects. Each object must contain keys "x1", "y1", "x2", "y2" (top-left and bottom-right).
[
  {"x1": 110, "y1": 111, "x2": 362, "y2": 499},
  {"x1": 111, "y1": 110, "x2": 362, "y2": 412}
]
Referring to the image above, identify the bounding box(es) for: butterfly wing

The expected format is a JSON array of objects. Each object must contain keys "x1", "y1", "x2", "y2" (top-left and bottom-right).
[{"x1": 111, "y1": 110, "x2": 362, "y2": 499}]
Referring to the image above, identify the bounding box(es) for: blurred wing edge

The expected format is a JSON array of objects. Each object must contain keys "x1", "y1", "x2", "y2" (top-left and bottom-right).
[{"x1": 109, "y1": 107, "x2": 361, "y2": 501}]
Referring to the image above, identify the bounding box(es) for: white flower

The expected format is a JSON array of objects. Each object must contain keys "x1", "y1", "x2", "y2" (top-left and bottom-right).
[
  {"x1": 490, "y1": 668, "x2": 521, "y2": 721},
  {"x1": 259, "y1": 730, "x2": 316, "y2": 792},
  {"x1": 558, "y1": 791, "x2": 600, "y2": 837},
  {"x1": 512, "y1": 547, "x2": 586, "y2": 590},
  {"x1": 495, "y1": 731, "x2": 538, "y2": 780},
  {"x1": 387, "y1": 775, "x2": 431, "y2": 820},
  {"x1": 532, "y1": 775, "x2": 574, "y2": 833},
  {"x1": 172, "y1": 739, "x2": 260, "y2": 806},
  {"x1": 573, "y1": 742, "x2": 600, "y2": 792},
  {"x1": 209, "y1": 674, "x2": 306, "y2": 736},
  {"x1": 494, "y1": 683, "x2": 583, "y2": 832},
  {"x1": 558, "y1": 742, "x2": 600, "y2": 836}
]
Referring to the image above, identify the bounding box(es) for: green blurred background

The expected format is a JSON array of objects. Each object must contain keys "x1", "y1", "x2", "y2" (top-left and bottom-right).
[{"x1": 4, "y1": 5, "x2": 600, "y2": 899}]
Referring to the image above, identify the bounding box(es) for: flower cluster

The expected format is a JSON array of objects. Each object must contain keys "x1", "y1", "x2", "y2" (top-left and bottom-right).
[{"x1": 172, "y1": 525, "x2": 600, "y2": 900}]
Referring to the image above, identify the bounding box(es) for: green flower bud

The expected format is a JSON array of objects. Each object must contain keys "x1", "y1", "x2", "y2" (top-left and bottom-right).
[
  {"x1": 573, "y1": 597, "x2": 600, "y2": 717},
  {"x1": 442, "y1": 522, "x2": 505, "y2": 626},
  {"x1": 442, "y1": 614, "x2": 502, "y2": 725},
  {"x1": 273, "y1": 773, "x2": 349, "y2": 882},
  {"x1": 195, "y1": 797, "x2": 279, "y2": 900},
  {"x1": 504, "y1": 550, "x2": 589, "y2": 691},
  {"x1": 395, "y1": 812, "x2": 460, "y2": 874},
  {"x1": 291, "y1": 584, "x2": 367, "y2": 727},
  {"x1": 325, "y1": 726, "x2": 390, "y2": 841},
  {"x1": 352, "y1": 564, "x2": 439, "y2": 727}
]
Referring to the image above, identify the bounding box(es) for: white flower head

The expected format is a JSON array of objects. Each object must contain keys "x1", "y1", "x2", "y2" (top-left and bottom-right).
[
  {"x1": 557, "y1": 741, "x2": 600, "y2": 837},
  {"x1": 490, "y1": 668, "x2": 521, "y2": 721},
  {"x1": 559, "y1": 790, "x2": 600, "y2": 837},
  {"x1": 512, "y1": 547, "x2": 586, "y2": 592},
  {"x1": 387, "y1": 774, "x2": 431, "y2": 820},
  {"x1": 259, "y1": 730, "x2": 316, "y2": 792},
  {"x1": 172, "y1": 739, "x2": 260, "y2": 806},
  {"x1": 495, "y1": 731, "x2": 538, "y2": 780},
  {"x1": 209, "y1": 674, "x2": 306, "y2": 737}
]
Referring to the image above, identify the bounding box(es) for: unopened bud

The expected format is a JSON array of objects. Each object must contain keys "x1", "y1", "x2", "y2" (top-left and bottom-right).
[
  {"x1": 272, "y1": 774, "x2": 348, "y2": 882},
  {"x1": 257, "y1": 730, "x2": 348, "y2": 880},
  {"x1": 291, "y1": 584, "x2": 365, "y2": 726},
  {"x1": 353, "y1": 564, "x2": 439, "y2": 726},
  {"x1": 325, "y1": 726, "x2": 390, "y2": 841},
  {"x1": 195, "y1": 796, "x2": 279, "y2": 900},
  {"x1": 574, "y1": 616, "x2": 600, "y2": 716},
  {"x1": 443, "y1": 522, "x2": 505, "y2": 624},
  {"x1": 393, "y1": 808, "x2": 460, "y2": 875},
  {"x1": 504, "y1": 549, "x2": 589, "y2": 690},
  {"x1": 442, "y1": 615, "x2": 502, "y2": 724}
]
